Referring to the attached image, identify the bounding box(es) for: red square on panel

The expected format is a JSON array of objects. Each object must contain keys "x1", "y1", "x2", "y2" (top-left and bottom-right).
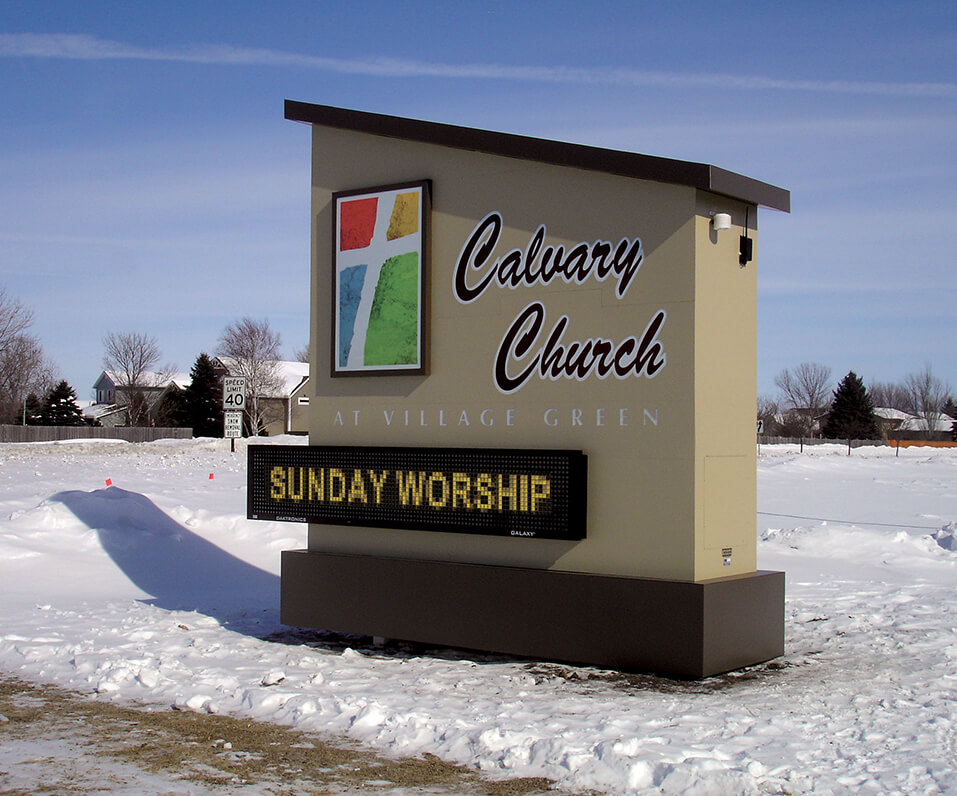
[{"x1": 339, "y1": 197, "x2": 378, "y2": 251}]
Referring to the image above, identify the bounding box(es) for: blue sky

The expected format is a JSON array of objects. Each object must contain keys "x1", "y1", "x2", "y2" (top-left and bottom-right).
[{"x1": 1, "y1": 1, "x2": 954, "y2": 401}]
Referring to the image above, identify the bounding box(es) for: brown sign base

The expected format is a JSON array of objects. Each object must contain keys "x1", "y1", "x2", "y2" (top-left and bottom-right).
[{"x1": 281, "y1": 551, "x2": 784, "y2": 679}]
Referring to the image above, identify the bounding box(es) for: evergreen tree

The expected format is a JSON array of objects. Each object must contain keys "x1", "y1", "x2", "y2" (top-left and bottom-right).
[
  {"x1": 154, "y1": 388, "x2": 185, "y2": 427},
  {"x1": 17, "y1": 393, "x2": 42, "y2": 425},
  {"x1": 40, "y1": 380, "x2": 85, "y2": 426},
  {"x1": 943, "y1": 398, "x2": 957, "y2": 422},
  {"x1": 180, "y1": 353, "x2": 224, "y2": 437},
  {"x1": 821, "y1": 371, "x2": 879, "y2": 440},
  {"x1": 946, "y1": 399, "x2": 957, "y2": 442}
]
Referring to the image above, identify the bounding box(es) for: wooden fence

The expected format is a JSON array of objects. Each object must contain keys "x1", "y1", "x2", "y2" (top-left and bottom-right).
[
  {"x1": 887, "y1": 439, "x2": 957, "y2": 449},
  {"x1": 758, "y1": 435, "x2": 957, "y2": 450},
  {"x1": 758, "y1": 436, "x2": 883, "y2": 448},
  {"x1": 0, "y1": 425, "x2": 192, "y2": 444}
]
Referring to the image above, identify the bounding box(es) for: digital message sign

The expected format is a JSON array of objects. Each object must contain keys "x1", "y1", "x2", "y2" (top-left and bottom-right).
[{"x1": 248, "y1": 445, "x2": 587, "y2": 540}]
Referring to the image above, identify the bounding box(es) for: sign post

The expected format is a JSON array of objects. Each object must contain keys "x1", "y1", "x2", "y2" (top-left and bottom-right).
[{"x1": 223, "y1": 377, "x2": 246, "y2": 452}]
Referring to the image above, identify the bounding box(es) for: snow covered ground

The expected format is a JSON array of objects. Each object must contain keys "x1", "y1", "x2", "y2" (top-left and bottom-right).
[{"x1": 1, "y1": 437, "x2": 955, "y2": 794}]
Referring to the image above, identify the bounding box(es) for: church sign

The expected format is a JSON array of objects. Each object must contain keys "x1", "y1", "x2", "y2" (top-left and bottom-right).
[{"x1": 265, "y1": 101, "x2": 790, "y2": 678}]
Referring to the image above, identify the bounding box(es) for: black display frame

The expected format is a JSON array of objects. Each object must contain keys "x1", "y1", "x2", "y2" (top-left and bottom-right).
[{"x1": 248, "y1": 445, "x2": 587, "y2": 540}]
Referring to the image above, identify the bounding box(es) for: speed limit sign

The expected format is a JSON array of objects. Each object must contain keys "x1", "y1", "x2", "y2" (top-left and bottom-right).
[{"x1": 223, "y1": 377, "x2": 247, "y2": 410}]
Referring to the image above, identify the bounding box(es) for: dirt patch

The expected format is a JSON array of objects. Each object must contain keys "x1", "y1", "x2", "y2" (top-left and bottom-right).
[
  {"x1": 520, "y1": 658, "x2": 794, "y2": 695},
  {"x1": 0, "y1": 676, "x2": 572, "y2": 795},
  {"x1": 264, "y1": 627, "x2": 794, "y2": 696}
]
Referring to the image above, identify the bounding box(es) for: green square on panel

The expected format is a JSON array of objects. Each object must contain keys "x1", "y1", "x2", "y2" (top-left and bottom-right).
[{"x1": 364, "y1": 252, "x2": 419, "y2": 366}]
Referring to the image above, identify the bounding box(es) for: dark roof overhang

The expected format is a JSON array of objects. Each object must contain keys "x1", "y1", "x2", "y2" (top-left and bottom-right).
[{"x1": 285, "y1": 100, "x2": 790, "y2": 213}]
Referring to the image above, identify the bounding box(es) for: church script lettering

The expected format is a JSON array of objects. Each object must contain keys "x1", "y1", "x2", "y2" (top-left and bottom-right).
[{"x1": 453, "y1": 212, "x2": 668, "y2": 393}]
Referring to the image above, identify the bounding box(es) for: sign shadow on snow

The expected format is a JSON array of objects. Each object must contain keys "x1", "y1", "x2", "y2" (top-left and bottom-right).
[{"x1": 50, "y1": 486, "x2": 279, "y2": 626}]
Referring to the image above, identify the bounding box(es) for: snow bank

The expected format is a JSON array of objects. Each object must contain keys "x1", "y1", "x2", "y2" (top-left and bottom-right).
[{"x1": 1, "y1": 440, "x2": 955, "y2": 794}]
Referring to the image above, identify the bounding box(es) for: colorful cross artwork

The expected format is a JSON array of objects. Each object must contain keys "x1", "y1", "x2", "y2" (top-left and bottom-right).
[{"x1": 332, "y1": 180, "x2": 429, "y2": 376}]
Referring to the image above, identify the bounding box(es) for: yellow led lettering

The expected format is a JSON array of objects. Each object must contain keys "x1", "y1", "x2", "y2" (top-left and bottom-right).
[
  {"x1": 397, "y1": 471, "x2": 425, "y2": 505},
  {"x1": 269, "y1": 467, "x2": 285, "y2": 500},
  {"x1": 249, "y1": 447, "x2": 583, "y2": 541},
  {"x1": 287, "y1": 467, "x2": 305, "y2": 500},
  {"x1": 451, "y1": 472, "x2": 471, "y2": 509},
  {"x1": 347, "y1": 469, "x2": 368, "y2": 503},
  {"x1": 367, "y1": 470, "x2": 388, "y2": 503},
  {"x1": 308, "y1": 468, "x2": 323, "y2": 501},
  {"x1": 427, "y1": 472, "x2": 449, "y2": 508},
  {"x1": 530, "y1": 475, "x2": 551, "y2": 511},
  {"x1": 498, "y1": 474, "x2": 519, "y2": 511},
  {"x1": 475, "y1": 473, "x2": 494, "y2": 510},
  {"x1": 328, "y1": 468, "x2": 346, "y2": 502}
]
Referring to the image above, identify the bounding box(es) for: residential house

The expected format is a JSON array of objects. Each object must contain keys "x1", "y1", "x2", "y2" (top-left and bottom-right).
[
  {"x1": 874, "y1": 407, "x2": 955, "y2": 440},
  {"x1": 214, "y1": 358, "x2": 310, "y2": 436},
  {"x1": 898, "y1": 412, "x2": 955, "y2": 433},
  {"x1": 90, "y1": 370, "x2": 190, "y2": 426},
  {"x1": 873, "y1": 407, "x2": 912, "y2": 437},
  {"x1": 89, "y1": 362, "x2": 310, "y2": 435}
]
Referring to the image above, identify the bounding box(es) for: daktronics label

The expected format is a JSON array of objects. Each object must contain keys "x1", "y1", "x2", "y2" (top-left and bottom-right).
[{"x1": 247, "y1": 445, "x2": 586, "y2": 540}]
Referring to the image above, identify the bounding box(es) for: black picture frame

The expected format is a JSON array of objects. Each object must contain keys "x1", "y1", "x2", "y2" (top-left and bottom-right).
[{"x1": 330, "y1": 179, "x2": 431, "y2": 377}]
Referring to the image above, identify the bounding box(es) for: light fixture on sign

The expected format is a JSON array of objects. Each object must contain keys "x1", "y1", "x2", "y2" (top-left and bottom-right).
[{"x1": 711, "y1": 212, "x2": 732, "y2": 232}]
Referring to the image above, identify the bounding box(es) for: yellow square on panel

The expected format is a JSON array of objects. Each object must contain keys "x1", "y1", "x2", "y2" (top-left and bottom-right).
[{"x1": 387, "y1": 191, "x2": 419, "y2": 240}]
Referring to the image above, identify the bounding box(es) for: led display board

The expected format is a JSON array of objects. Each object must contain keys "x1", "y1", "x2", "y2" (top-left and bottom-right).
[{"x1": 248, "y1": 445, "x2": 586, "y2": 540}]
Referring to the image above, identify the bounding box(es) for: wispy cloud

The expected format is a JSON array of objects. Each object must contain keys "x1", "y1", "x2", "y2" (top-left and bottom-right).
[{"x1": 2, "y1": 33, "x2": 955, "y2": 99}]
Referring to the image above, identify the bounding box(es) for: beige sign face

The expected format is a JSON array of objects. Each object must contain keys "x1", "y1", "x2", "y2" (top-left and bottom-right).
[{"x1": 307, "y1": 126, "x2": 758, "y2": 583}]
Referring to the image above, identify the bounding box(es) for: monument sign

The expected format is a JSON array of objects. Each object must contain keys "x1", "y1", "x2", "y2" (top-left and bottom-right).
[{"x1": 261, "y1": 101, "x2": 790, "y2": 677}]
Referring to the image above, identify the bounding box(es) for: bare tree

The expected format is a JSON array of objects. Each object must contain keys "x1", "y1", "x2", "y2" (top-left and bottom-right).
[
  {"x1": 102, "y1": 331, "x2": 172, "y2": 426},
  {"x1": 0, "y1": 288, "x2": 34, "y2": 356},
  {"x1": 0, "y1": 333, "x2": 56, "y2": 424},
  {"x1": 774, "y1": 362, "x2": 832, "y2": 437},
  {"x1": 0, "y1": 289, "x2": 56, "y2": 424},
  {"x1": 217, "y1": 317, "x2": 283, "y2": 435},
  {"x1": 904, "y1": 365, "x2": 952, "y2": 433},
  {"x1": 293, "y1": 343, "x2": 310, "y2": 363},
  {"x1": 756, "y1": 394, "x2": 780, "y2": 436},
  {"x1": 757, "y1": 394, "x2": 779, "y2": 416},
  {"x1": 868, "y1": 380, "x2": 910, "y2": 411}
]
